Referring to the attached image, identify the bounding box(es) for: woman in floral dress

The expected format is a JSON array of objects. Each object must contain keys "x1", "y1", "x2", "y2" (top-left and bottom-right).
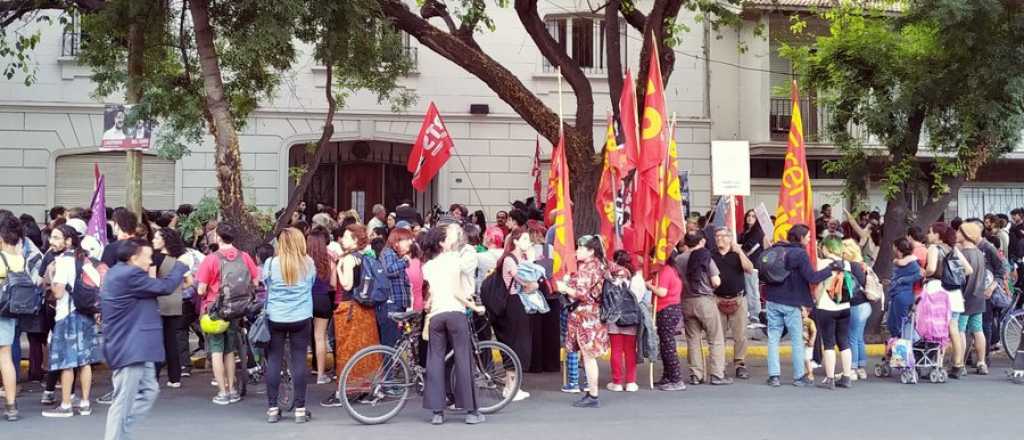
[{"x1": 558, "y1": 235, "x2": 609, "y2": 408}]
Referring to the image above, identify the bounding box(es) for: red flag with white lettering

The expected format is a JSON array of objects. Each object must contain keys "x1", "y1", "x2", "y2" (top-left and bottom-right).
[{"x1": 408, "y1": 102, "x2": 453, "y2": 192}]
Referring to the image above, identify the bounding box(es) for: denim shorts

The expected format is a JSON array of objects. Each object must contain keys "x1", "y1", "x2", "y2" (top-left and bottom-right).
[
  {"x1": 958, "y1": 313, "x2": 983, "y2": 333},
  {"x1": 206, "y1": 320, "x2": 241, "y2": 354},
  {"x1": 0, "y1": 316, "x2": 14, "y2": 346},
  {"x1": 950, "y1": 312, "x2": 961, "y2": 326}
]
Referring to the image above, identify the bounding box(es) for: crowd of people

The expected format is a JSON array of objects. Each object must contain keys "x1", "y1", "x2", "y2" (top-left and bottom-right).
[{"x1": 0, "y1": 198, "x2": 1022, "y2": 436}]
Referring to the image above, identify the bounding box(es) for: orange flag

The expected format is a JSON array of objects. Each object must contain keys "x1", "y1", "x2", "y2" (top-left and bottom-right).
[
  {"x1": 652, "y1": 132, "x2": 685, "y2": 269},
  {"x1": 616, "y1": 69, "x2": 639, "y2": 175},
  {"x1": 596, "y1": 118, "x2": 621, "y2": 256},
  {"x1": 549, "y1": 134, "x2": 577, "y2": 279},
  {"x1": 774, "y1": 81, "x2": 817, "y2": 264},
  {"x1": 631, "y1": 37, "x2": 669, "y2": 269}
]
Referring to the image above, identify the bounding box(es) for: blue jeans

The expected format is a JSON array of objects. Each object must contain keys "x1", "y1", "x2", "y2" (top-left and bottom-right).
[
  {"x1": 744, "y1": 271, "x2": 761, "y2": 320},
  {"x1": 10, "y1": 324, "x2": 20, "y2": 383},
  {"x1": 887, "y1": 292, "x2": 914, "y2": 338},
  {"x1": 766, "y1": 301, "x2": 805, "y2": 380},
  {"x1": 848, "y1": 302, "x2": 872, "y2": 369},
  {"x1": 105, "y1": 362, "x2": 160, "y2": 440}
]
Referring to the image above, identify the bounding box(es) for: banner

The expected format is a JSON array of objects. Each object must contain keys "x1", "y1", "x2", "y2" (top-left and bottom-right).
[
  {"x1": 618, "y1": 69, "x2": 640, "y2": 174},
  {"x1": 408, "y1": 102, "x2": 454, "y2": 192},
  {"x1": 774, "y1": 81, "x2": 816, "y2": 263},
  {"x1": 631, "y1": 37, "x2": 669, "y2": 268},
  {"x1": 597, "y1": 120, "x2": 621, "y2": 256},
  {"x1": 86, "y1": 174, "x2": 108, "y2": 246},
  {"x1": 548, "y1": 134, "x2": 577, "y2": 279},
  {"x1": 652, "y1": 135, "x2": 685, "y2": 268},
  {"x1": 711, "y1": 140, "x2": 751, "y2": 196},
  {"x1": 100, "y1": 104, "x2": 155, "y2": 151},
  {"x1": 755, "y1": 202, "x2": 775, "y2": 244}
]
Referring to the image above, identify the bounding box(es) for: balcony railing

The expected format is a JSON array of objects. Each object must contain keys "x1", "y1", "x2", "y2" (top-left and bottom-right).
[
  {"x1": 61, "y1": 30, "x2": 83, "y2": 57},
  {"x1": 403, "y1": 45, "x2": 418, "y2": 69},
  {"x1": 770, "y1": 97, "x2": 877, "y2": 145}
]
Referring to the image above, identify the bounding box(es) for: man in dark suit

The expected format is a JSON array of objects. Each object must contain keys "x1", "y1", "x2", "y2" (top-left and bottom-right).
[{"x1": 101, "y1": 238, "x2": 187, "y2": 440}]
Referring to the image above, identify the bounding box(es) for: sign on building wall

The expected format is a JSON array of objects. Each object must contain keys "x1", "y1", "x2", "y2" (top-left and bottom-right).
[
  {"x1": 100, "y1": 104, "x2": 155, "y2": 151},
  {"x1": 711, "y1": 140, "x2": 750, "y2": 196}
]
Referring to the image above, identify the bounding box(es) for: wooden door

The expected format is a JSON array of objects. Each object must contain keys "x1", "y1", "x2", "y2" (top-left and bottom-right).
[
  {"x1": 383, "y1": 164, "x2": 414, "y2": 212},
  {"x1": 338, "y1": 163, "x2": 382, "y2": 221}
]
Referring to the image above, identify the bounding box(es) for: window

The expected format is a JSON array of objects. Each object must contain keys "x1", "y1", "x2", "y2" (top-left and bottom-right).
[
  {"x1": 60, "y1": 11, "x2": 86, "y2": 57},
  {"x1": 401, "y1": 31, "x2": 418, "y2": 69},
  {"x1": 543, "y1": 15, "x2": 626, "y2": 76}
]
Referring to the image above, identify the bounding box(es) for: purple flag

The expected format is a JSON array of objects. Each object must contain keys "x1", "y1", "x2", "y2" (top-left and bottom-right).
[{"x1": 87, "y1": 175, "x2": 108, "y2": 245}]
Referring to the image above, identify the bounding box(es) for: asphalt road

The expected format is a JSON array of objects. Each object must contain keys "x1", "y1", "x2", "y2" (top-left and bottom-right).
[{"x1": 2, "y1": 355, "x2": 1021, "y2": 440}]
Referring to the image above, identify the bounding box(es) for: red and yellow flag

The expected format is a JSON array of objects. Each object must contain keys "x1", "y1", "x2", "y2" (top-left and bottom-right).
[
  {"x1": 774, "y1": 81, "x2": 817, "y2": 263},
  {"x1": 596, "y1": 118, "x2": 621, "y2": 256},
  {"x1": 630, "y1": 37, "x2": 669, "y2": 267},
  {"x1": 652, "y1": 132, "x2": 685, "y2": 269},
  {"x1": 616, "y1": 70, "x2": 639, "y2": 175},
  {"x1": 549, "y1": 134, "x2": 577, "y2": 279}
]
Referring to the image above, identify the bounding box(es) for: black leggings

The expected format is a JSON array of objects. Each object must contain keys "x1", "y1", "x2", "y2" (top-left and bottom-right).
[
  {"x1": 157, "y1": 315, "x2": 183, "y2": 383},
  {"x1": 266, "y1": 319, "x2": 311, "y2": 408},
  {"x1": 815, "y1": 308, "x2": 851, "y2": 351}
]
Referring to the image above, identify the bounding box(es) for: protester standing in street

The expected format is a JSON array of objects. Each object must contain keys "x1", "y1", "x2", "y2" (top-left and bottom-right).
[
  {"x1": 152, "y1": 228, "x2": 188, "y2": 389},
  {"x1": 102, "y1": 239, "x2": 188, "y2": 440},
  {"x1": 559, "y1": 236, "x2": 609, "y2": 408},
  {"x1": 676, "y1": 231, "x2": 730, "y2": 385},
  {"x1": 0, "y1": 215, "x2": 25, "y2": 421},
  {"x1": 711, "y1": 227, "x2": 755, "y2": 380}
]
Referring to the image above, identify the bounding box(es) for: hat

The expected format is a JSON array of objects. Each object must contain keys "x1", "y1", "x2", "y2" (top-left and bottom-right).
[
  {"x1": 959, "y1": 222, "x2": 982, "y2": 244},
  {"x1": 66, "y1": 218, "x2": 87, "y2": 236},
  {"x1": 395, "y1": 220, "x2": 412, "y2": 230}
]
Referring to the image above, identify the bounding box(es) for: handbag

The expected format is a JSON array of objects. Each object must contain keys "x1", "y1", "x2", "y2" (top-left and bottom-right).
[
  {"x1": 862, "y1": 264, "x2": 884, "y2": 302},
  {"x1": 716, "y1": 297, "x2": 741, "y2": 315},
  {"x1": 248, "y1": 307, "x2": 271, "y2": 348}
]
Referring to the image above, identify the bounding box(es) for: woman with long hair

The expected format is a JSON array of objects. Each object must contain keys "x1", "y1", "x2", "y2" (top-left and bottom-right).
[
  {"x1": 306, "y1": 227, "x2": 335, "y2": 384},
  {"x1": 925, "y1": 222, "x2": 966, "y2": 375},
  {"x1": 153, "y1": 227, "x2": 189, "y2": 388},
  {"x1": 492, "y1": 227, "x2": 534, "y2": 401},
  {"x1": 739, "y1": 209, "x2": 765, "y2": 324},
  {"x1": 40, "y1": 225, "x2": 103, "y2": 418},
  {"x1": 812, "y1": 237, "x2": 862, "y2": 389},
  {"x1": 262, "y1": 228, "x2": 316, "y2": 423},
  {"x1": 378, "y1": 228, "x2": 415, "y2": 346},
  {"x1": 558, "y1": 236, "x2": 609, "y2": 407},
  {"x1": 841, "y1": 239, "x2": 872, "y2": 381},
  {"x1": 420, "y1": 220, "x2": 486, "y2": 425}
]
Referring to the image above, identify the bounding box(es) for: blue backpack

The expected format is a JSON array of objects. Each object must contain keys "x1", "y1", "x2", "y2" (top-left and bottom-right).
[{"x1": 356, "y1": 253, "x2": 391, "y2": 306}]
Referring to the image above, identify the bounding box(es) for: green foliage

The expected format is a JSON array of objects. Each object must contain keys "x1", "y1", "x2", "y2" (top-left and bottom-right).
[
  {"x1": 783, "y1": 0, "x2": 1024, "y2": 207},
  {"x1": 176, "y1": 194, "x2": 220, "y2": 245}
]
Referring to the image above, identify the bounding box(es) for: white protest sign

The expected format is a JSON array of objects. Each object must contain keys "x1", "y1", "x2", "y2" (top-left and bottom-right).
[{"x1": 711, "y1": 140, "x2": 750, "y2": 196}]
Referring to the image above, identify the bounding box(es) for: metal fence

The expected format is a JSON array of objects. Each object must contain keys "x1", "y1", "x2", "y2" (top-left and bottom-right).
[{"x1": 957, "y1": 187, "x2": 1024, "y2": 218}]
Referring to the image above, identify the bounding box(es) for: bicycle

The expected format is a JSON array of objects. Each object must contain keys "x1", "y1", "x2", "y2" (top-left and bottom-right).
[
  {"x1": 338, "y1": 310, "x2": 521, "y2": 425},
  {"x1": 1000, "y1": 287, "x2": 1024, "y2": 361}
]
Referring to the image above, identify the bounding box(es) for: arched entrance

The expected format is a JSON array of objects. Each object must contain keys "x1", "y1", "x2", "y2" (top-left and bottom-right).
[{"x1": 287, "y1": 141, "x2": 436, "y2": 220}]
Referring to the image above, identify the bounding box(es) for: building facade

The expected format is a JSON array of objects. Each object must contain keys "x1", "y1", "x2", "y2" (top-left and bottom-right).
[{"x1": 1, "y1": 0, "x2": 1021, "y2": 223}]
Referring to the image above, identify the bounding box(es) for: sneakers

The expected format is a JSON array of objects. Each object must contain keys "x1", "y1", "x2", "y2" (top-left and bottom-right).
[
  {"x1": 294, "y1": 407, "x2": 311, "y2": 424},
  {"x1": 229, "y1": 390, "x2": 242, "y2": 404},
  {"x1": 4, "y1": 404, "x2": 19, "y2": 422},
  {"x1": 572, "y1": 393, "x2": 600, "y2": 408},
  {"x1": 42, "y1": 405, "x2": 74, "y2": 418},
  {"x1": 856, "y1": 368, "x2": 868, "y2": 380},
  {"x1": 465, "y1": 412, "x2": 486, "y2": 425},
  {"x1": 836, "y1": 376, "x2": 852, "y2": 389},
  {"x1": 688, "y1": 375, "x2": 702, "y2": 386},
  {"x1": 735, "y1": 365, "x2": 751, "y2": 380},
  {"x1": 657, "y1": 381, "x2": 687, "y2": 391},
  {"x1": 266, "y1": 407, "x2": 281, "y2": 424},
  {"x1": 181, "y1": 367, "x2": 192, "y2": 378},
  {"x1": 949, "y1": 366, "x2": 966, "y2": 379},
  {"x1": 624, "y1": 383, "x2": 639, "y2": 392},
  {"x1": 212, "y1": 393, "x2": 231, "y2": 405},
  {"x1": 709, "y1": 375, "x2": 733, "y2": 386},
  {"x1": 560, "y1": 384, "x2": 581, "y2": 394},
  {"x1": 41, "y1": 391, "x2": 56, "y2": 405},
  {"x1": 766, "y1": 376, "x2": 781, "y2": 387},
  {"x1": 97, "y1": 391, "x2": 115, "y2": 405},
  {"x1": 817, "y1": 377, "x2": 836, "y2": 390},
  {"x1": 316, "y1": 375, "x2": 332, "y2": 385},
  {"x1": 511, "y1": 390, "x2": 530, "y2": 402},
  {"x1": 431, "y1": 412, "x2": 445, "y2": 425},
  {"x1": 606, "y1": 383, "x2": 624, "y2": 392},
  {"x1": 977, "y1": 363, "x2": 990, "y2": 375},
  {"x1": 793, "y1": 375, "x2": 815, "y2": 387},
  {"x1": 320, "y1": 393, "x2": 343, "y2": 407},
  {"x1": 166, "y1": 382, "x2": 181, "y2": 389}
]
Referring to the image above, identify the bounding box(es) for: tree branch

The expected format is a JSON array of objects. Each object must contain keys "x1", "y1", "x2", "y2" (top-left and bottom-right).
[
  {"x1": 619, "y1": 0, "x2": 646, "y2": 31},
  {"x1": 420, "y1": 0, "x2": 457, "y2": 34},
  {"x1": 514, "y1": 0, "x2": 594, "y2": 137},
  {"x1": 914, "y1": 176, "x2": 964, "y2": 226},
  {"x1": 605, "y1": 0, "x2": 624, "y2": 127}
]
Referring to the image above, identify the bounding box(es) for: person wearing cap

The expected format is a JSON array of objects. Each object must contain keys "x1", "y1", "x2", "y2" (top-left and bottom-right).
[{"x1": 954, "y1": 221, "x2": 989, "y2": 377}]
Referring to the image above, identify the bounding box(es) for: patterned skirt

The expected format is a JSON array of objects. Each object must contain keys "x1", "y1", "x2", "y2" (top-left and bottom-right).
[
  {"x1": 49, "y1": 312, "x2": 102, "y2": 371},
  {"x1": 334, "y1": 301, "x2": 381, "y2": 393},
  {"x1": 566, "y1": 303, "x2": 609, "y2": 359}
]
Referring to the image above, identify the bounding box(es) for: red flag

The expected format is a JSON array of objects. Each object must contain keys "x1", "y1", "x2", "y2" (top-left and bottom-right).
[
  {"x1": 630, "y1": 37, "x2": 669, "y2": 270},
  {"x1": 596, "y1": 121, "x2": 621, "y2": 256},
  {"x1": 532, "y1": 137, "x2": 542, "y2": 203},
  {"x1": 93, "y1": 163, "x2": 100, "y2": 185},
  {"x1": 734, "y1": 196, "x2": 746, "y2": 235},
  {"x1": 774, "y1": 81, "x2": 817, "y2": 264},
  {"x1": 652, "y1": 133, "x2": 685, "y2": 269},
  {"x1": 409, "y1": 102, "x2": 453, "y2": 192},
  {"x1": 618, "y1": 69, "x2": 640, "y2": 174},
  {"x1": 549, "y1": 134, "x2": 577, "y2": 279}
]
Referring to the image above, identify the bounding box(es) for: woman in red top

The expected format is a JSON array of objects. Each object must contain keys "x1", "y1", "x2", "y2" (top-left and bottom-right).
[
  {"x1": 647, "y1": 258, "x2": 685, "y2": 391},
  {"x1": 558, "y1": 236, "x2": 609, "y2": 408}
]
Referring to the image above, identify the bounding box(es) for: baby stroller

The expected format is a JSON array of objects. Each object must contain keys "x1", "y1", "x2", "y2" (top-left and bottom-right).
[{"x1": 876, "y1": 284, "x2": 951, "y2": 384}]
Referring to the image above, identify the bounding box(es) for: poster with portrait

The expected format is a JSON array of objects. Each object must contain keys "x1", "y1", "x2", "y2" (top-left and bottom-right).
[{"x1": 100, "y1": 104, "x2": 155, "y2": 151}]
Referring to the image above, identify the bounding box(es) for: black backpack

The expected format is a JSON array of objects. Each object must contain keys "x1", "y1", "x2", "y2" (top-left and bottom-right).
[
  {"x1": 758, "y1": 245, "x2": 791, "y2": 285},
  {"x1": 940, "y1": 249, "x2": 968, "y2": 291},
  {"x1": 600, "y1": 278, "x2": 641, "y2": 327},
  {"x1": 71, "y1": 258, "x2": 101, "y2": 317},
  {"x1": 0, "y1": 252, "x2": 43, "y2": 318}
]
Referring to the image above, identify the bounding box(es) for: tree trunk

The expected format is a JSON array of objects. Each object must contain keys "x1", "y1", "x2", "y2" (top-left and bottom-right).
[
  {"x1": 567, "y1": 136, "x2": 601, "y2": 235},
  {"x1": 267, "y1": 64, "x2": 337, "y2": 242},
  {"x1": 605, "y1": 0, "x2": 624, "y2": 125},
  {"x1": 190, "y1": 0, "x2": 254, "y2": 248},
  {"x1": 124, "y1": 18, "x2": 144, "y2": 220}
]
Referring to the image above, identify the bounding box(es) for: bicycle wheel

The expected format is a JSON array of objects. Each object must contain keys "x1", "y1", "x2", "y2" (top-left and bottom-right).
[
  {"x1": 450, "y1": 340, "x2": 522, "y2": 415},
  {"x1": 1001, "y1": 310, "x2": 1024, "y2": 361},
  {"x1": 340, "y1": 345, "x2": 412, "y2": 425}
]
